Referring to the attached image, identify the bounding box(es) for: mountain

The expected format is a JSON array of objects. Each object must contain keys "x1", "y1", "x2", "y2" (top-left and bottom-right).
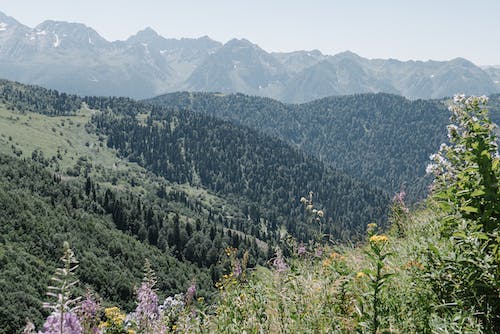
[
  {"x1": 0, "y1": 11, "x2": 497, "y2": 101},
  {"x1": 484, "y1": 66, "x2": 500, "y2": 91},
  {"x1": 0, "y1": 11, "x2": 221, "y2": 98},
  {"x1": 148, "y1": 91, "x2": 500, "y2": 201},
  {"x1": 185, "y1": 38, "x2": 289, "y2": 95}
]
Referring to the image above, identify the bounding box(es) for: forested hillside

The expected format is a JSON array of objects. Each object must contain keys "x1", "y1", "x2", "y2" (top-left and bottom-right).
[
  {"x1": 0, "y1": 79, "x2": 390, "y2": 333},
  {"x1": 148, "y1": 92, "x2": 500, "y2": 201},
  {"x1": 86, "y1": 95, "x2": 389, "y2": 241},
  {"x1": 0, "y1": 155, "x2": 215, "y2": 333}
]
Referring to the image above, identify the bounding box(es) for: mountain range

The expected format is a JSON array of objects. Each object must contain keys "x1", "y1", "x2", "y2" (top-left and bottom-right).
[{"x1": 0, "y1": 11, "x2": 498, "y2": 102}]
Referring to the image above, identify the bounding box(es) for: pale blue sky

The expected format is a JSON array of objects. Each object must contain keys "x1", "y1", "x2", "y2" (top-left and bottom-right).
[{"x1": 1, "y1": 0, "x2": 499, "y2": 65}]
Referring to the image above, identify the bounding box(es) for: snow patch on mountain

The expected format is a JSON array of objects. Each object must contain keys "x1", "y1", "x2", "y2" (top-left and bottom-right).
[
  {"x1": 0, "y1": 22, "x2": 8, "y2": 31},
  {"x1": 53, "y1": 33, "x2": 60, "y2": 47}
]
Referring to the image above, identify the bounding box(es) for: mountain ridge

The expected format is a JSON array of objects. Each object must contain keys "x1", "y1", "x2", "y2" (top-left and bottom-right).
[{"x1": 0, "y1": 10, "x2": 497, "y2": 101}]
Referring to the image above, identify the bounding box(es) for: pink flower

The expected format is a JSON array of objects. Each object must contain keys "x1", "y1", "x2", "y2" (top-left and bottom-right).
[{"x1": 42, "y1": 312, "x2": 82, "y2": 334}]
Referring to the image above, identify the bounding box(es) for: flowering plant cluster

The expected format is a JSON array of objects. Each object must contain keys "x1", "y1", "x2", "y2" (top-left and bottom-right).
[
  {"x1": 24, "y1": 247, "x2": 198, "y2": 334},
  {"x1": 424, "y1": 95, "x2": 500, "y2": 331}
]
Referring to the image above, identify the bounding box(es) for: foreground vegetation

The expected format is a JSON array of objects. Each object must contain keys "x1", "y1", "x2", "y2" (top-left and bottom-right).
[{"x1": 18, "y1": 95, "x2": 499, "y2": 333}]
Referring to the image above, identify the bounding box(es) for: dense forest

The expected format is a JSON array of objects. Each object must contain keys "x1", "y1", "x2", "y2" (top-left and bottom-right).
[
  {"x1": 87, "y1": 97, "x2": 389, "y2": 241},
  {"x1": 147, "y1": 92, "x2": 492, "y2": 201},
  {"x1": 0, "y1": 154, "x2": 216, "y2": 332}
]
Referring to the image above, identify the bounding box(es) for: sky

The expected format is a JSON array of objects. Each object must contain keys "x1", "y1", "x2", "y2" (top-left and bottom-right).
[{"x1": 1, "y1": 0, "x2": 499, "y2": 65}]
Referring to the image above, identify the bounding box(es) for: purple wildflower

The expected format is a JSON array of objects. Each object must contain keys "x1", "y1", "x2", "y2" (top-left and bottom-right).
[
  {"x1": 134, "y1": 281, "x2": 160, "y2": 325},
  {"x1": 273, "y1": 249, "x2": 288, "y2": 272},
  {"x1": 297, "y1": 245, "x2": 306, "y2": 256},
  {"x1": 42, "y1": 312, "x2": 82, "y2": 334},
  {"x1": 185, "y1": 282, "x2": 196, "y2": 305},
  {"x1": 233, "y1": 261, "x2": 242, "y2": 277},
  {"x1": 78, "y1": 292, "x2": 100, "y2": 334},
  {"x1": 393, "y1": 191, "x2": 406, "y2": 203},
  {"x1": 393, "y1": 190, "x2": 410, "y2": 213},
  {"x1": 315, "y1": 247, "x2": 323, "y2": 258}
]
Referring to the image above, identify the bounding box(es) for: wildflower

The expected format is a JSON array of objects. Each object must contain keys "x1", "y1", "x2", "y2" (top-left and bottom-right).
[
  {"x1": 22, "y1": 321, "x2": 36, "y2": 334},
  {"x1": 79, "y1": 292, "x2": 99, "y2": 319},
  {"x1": 392, "y1": 191, "x2": 406, "y2": 203},
  {"x1": 315, "y1": 247, "x2": 323, "y2": 257},
  {"x1": 330, "y1": 252, "x2": 343, "y2": 260},
  {"x1": 104, "y1": 307, "x2": 126, "y2": 325},
  {"x1": 273, "y1": 249, "x2": 288, "y2": 272},
  {"x1": 78, "y1": 291, "x2": 100, "y2": 334},
  {"x1": 369, "y1": 235, "x2": 389, "y2": 244},
  {"x1": 317, "y1": 210, "x2": 324, "y2": 218},
  {"x1": 134, "y1": 280, "x2": 160, "y2": 324},
  {"x1": 405, "y1": 260, "x2": 424, "y2": 271},
  {"x1": 322, "y1": 259, "x2": 331, "y2": 267},
  {"x1": 159, "y1": 294, "x2": 184, "y2": 313},
  {"x1": 356, "y1": 272, "x2": 367, "y2": 279},
  {"x1": 300, "y1": 196, "x2": 307, "y2": 204},
  {"x1": 185, "y1": 282, "x2": 196, "y2": 305},
  {"x1": 297, "y1": 244, "x2": 306, "y2": 256},
  {"x1": 233, "y1": 261, "x2": 242, "y2": 277},
  {"x1": 425, "y1": 163, "x2": 438, "y2": 175},
  {"x1": 42, "y1": 312, "x2": 82, "y2": 334}
]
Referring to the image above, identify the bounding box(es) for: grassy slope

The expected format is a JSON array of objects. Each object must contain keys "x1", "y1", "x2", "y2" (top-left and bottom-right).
[
  {"x1": 174, "y1": 205, "x2": 482, "y2": 333},
  {"x1": 0, "y1": 102, "x2": 247, "y2": 224}
]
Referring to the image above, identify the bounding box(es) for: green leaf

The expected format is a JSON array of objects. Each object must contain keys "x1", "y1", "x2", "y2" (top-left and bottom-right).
[
  {"x1": 438, "y1": 201, "x2": 452, "y2": 211},
  {"x1": 470, "y1": 189, "x2": 485, "y2": 197},
  {"x1": 460, "y1": 206, "x2": 478, "y2": 213},
  {"x1": 453, "y1": 232, "x2": 467, "y2": 239},
  {"x1": 492, "y1": 158, "x2": 499, "y2": 170}
]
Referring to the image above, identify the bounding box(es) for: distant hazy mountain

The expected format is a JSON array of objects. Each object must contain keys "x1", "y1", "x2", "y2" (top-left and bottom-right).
[
  {"x1": 484, "y1": 66, "x2": 500, "y2": 91},
  {"x1": 0, "y1": 11, "x2": 221, "y2": 98},
  {"x1": 0, "y1": 11, "x2": 498, "y2": 101}
]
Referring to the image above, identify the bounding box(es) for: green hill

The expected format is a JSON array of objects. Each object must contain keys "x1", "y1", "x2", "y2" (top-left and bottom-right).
[{"x1": 147, "y1": 91, "x2": 500, "y2": 202}]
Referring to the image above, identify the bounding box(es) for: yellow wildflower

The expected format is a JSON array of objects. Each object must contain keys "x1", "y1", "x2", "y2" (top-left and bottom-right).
[
  {"x1": 369, "y1": 235, "x2": 388, "y2": 244},
  {"x1": 356, "y1": 272, "x2": 367, "y2": 279},
  {"x1": 104, "y1": 306, "x2": 125, "y2": 325},
  {"x1": 330, "y1": 252, "x2": 342, "y2": 259},
  {"x1": 405, "y1": 260, "x2": 424, "y2": 270}
]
